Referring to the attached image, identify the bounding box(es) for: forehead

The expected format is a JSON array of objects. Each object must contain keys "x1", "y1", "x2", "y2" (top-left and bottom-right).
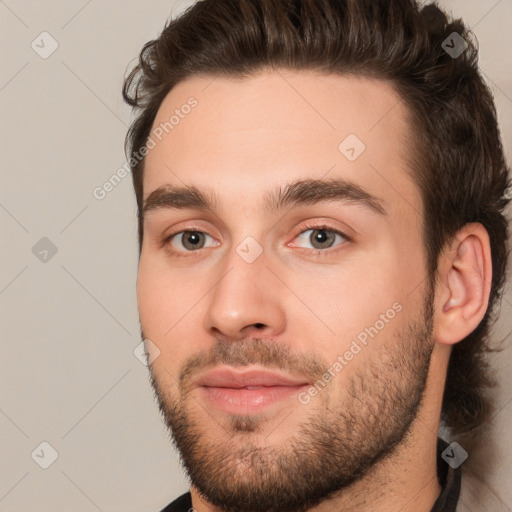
[{"x1": 143, "y1": 70, "x2": 420, "y2": 219}]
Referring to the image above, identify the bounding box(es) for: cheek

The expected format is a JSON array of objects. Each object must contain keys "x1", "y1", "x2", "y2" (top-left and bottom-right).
[
  {"x1": 301, "y1": 249, "x2": 423, "y2": 358},
  {"x1": 308, "y1": 277, "x2": 398, "y2": 355},
  {"x1": 137, "y1": 260, "x2": 170, "y2": 335},
  {"x1": 137, "y1": 251, "x2": 194, "y2": 317},
  {"x1": 136, "y1": 257, "x2": 204, "y2": 362}
]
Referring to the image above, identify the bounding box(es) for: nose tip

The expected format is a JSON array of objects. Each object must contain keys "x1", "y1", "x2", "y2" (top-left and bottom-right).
[{"x1": 203, "y1": 253, "x2": 287, "y2": 341}]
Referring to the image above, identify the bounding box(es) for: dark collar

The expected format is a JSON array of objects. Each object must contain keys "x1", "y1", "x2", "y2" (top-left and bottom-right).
[{"x1": 430, "y1": 437, "x2": 462, "y2": 512}]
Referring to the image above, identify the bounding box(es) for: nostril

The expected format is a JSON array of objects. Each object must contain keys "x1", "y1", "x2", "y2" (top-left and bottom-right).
[{"x1": 254, "y1": 323, "x2": 264, "y2": 329}]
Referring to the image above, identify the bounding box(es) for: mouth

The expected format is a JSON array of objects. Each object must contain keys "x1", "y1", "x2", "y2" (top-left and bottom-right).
[{"x1": 194, "y1": 366, "x2": 311, "y2": 414}]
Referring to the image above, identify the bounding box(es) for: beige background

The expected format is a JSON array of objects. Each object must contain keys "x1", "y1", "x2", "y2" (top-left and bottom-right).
[{"x1": 0, "y1": 1, "x2": 510, "y2": 511}]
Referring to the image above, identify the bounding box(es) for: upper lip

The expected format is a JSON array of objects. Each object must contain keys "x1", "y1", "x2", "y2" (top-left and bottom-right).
[{"x1": 195, "y1": 366, "x2": 311, "y2": 388}]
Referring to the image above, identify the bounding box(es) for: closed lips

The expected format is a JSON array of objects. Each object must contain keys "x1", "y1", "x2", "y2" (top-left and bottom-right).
[{"x1": 195, "y1": 367, "x2": 311, "y2": 388}]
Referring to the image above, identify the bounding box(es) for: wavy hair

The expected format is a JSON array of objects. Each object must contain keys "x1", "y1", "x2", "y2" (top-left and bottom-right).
[{"x1": 122, "y1": 0, "x2": 511, "y2": 441}]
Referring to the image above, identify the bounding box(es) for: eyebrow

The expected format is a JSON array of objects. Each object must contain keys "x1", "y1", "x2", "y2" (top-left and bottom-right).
[{"x1": 142, "y1": 178, "x2": 387, "y2": 218}]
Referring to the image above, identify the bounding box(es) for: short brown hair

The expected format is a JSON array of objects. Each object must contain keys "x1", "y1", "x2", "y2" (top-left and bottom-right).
[{"x1": 122, "y1": 0, "x2": 511, "y2": 441}]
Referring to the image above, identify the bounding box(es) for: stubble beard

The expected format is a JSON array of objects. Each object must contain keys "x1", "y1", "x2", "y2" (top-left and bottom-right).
[{"x1": 146, "y1": 292, "x2": 435, "y2": 512}]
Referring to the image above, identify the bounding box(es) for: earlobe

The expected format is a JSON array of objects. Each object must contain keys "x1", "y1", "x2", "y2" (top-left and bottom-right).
[{"x1": 433, "y1": 223, "x2": 492, "y2": 345}]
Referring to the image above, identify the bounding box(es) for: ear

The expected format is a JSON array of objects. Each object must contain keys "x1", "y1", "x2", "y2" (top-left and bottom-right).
[{"x1": 433, "y1": 223, "x2": 492, "y2": 345}]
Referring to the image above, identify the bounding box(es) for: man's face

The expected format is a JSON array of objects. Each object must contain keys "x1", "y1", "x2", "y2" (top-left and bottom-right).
[{"x1": 138, "y1": 70, "x2": 435, "y2": 512}]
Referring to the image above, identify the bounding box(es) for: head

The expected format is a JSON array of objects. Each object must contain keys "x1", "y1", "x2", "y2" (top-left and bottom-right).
[{"x1": 123, "y1": 1, "x2": 510, "y2": 510}]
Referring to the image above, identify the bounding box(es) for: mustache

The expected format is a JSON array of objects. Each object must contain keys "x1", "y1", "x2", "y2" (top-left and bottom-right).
[
  {"x1": 139, "y1": 327, "x2": 331, "y2": 393},
  {"x1": 179, "y1": 338, "x2": 329, "y2": 391}
]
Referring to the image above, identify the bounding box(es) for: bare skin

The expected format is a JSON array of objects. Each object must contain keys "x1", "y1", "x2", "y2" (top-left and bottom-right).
[{"x1": 137, "y1": 70, "x2": 492, "y2": 512}]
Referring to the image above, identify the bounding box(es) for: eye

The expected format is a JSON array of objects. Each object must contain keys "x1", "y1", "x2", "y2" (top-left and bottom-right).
[
  {"x1": 168, "y1": 230, "x2": 218, "y2": 252},
  {"x1": 293, "y1": 226, "x2": 348, "y2": 251},
  {"x1": 163, "y1": 225, "x2": 350, "y2": 258}
]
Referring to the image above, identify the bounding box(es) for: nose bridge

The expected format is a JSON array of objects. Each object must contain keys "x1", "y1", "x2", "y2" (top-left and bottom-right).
[{"x1": 203, "y1": 240, "x2": 286, "y2": 339}]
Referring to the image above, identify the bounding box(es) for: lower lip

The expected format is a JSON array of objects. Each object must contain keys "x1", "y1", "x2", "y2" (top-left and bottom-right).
[{"x1": 200, "y1": 385, "x2": 309, "y2": 414}]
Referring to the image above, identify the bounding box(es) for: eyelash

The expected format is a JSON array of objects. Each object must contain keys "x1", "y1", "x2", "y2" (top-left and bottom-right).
[{"x1": 161, "y1": 223, "x2": 352, "y2": 259}]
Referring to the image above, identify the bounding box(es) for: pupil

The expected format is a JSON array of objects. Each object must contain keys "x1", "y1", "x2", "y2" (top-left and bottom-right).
[
  {"x1": 185, "y1": 231, "x2": 203, "y2": 249},
  {"x1": 312, "y1": 229, "x2": 333, "y2": 248}
]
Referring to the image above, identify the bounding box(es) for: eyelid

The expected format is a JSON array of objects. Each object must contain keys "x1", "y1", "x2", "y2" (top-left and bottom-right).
[
  {"x1": 164, "y1": 228, "x2": 219, "y2": 251},
  {"x1": 162, "y1": 221, "x2": 353, "y2": 257},
  {"x1": 287, "y1": 223, "x2": 352, "y2": 249}
]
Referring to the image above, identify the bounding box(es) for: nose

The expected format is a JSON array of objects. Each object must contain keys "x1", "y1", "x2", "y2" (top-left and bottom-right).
[{"x1": 203, "y1": 249, "x2": 287, "y2": 341}]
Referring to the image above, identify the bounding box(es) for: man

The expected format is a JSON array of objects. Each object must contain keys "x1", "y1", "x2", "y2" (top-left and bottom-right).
[{"x1": 122, "y1": 1, "x2": 510, "y2": 511}]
